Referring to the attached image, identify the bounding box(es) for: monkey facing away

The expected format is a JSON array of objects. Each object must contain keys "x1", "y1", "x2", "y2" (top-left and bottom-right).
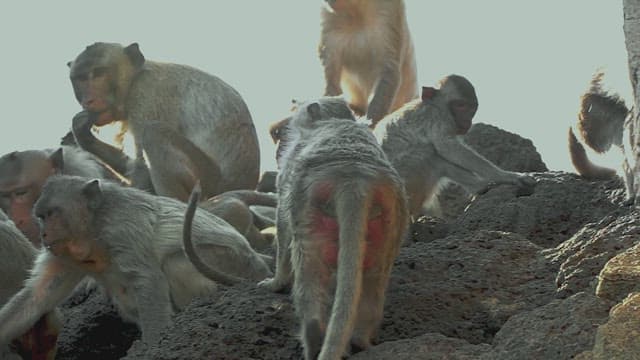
[
  {"x1": 0, "y1": 176, "x2": 272, "y2": 347},
  {"x1": 374, "y1": 75, "x2": 536, "y2": 217},
  {"x1": 68, "y1": 42, "x2": 260, "y2": 201},
  {"x1": 568, "y1": 70, "x2": 636, "y2": 203},
  {"x1": 0, "y1": 146, "x2": 120, "y2": 246},
  {"x1": 320, "y1": 0, "x2": 418, "y2": 127},
  {"x1": 0, "y1": 209, "x2": 61, "y2": 360},
  {"x1": 259, "y1": 97, "x2": 409, "y2": 359}
]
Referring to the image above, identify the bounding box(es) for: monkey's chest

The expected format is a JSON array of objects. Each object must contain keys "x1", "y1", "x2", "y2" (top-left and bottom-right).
[
  {"x1": 312, "y1": 212, "x2": 385, "y2": 269},
  {"x1": 331, "y1": 30, "x2": 384, "y2": 76}
]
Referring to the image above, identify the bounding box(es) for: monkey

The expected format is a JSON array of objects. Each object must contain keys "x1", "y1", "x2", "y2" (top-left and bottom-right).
[
  {"x1": 0, "y1": 146, "x2": 121, "y2": 246},
  {"x1": 256, "y1": 171, "x2": 278, "y2": 193},
  {"x1": 0, "y1": 175, "x2": 272, "y2": 348},
  {"x1": 373, "y1": 74, "x2": 537, "y2": 217},
  {"x1": 568, "y1": 70, "x2": 636, "y2": 203},
  {"x1": 258, "y1": 97, "x2": 409, "y2": 359},
  {"x1": 0, "y1": 209, "x2": 61, "y2": 360},
  {"x1": 68, "y1": 42, "x2": 260, "y2": 202},
  {"x1": 320, "y1": 0, "x2": 418, "y2": 128},
  {"x1": 200, "y1": 189, "x2": 279, "y2": 250}
]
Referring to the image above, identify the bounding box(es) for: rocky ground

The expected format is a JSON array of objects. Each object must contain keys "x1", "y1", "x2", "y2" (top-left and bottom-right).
[{"x1": 53, "y1": 124, "x2": 640, "y2": 359}]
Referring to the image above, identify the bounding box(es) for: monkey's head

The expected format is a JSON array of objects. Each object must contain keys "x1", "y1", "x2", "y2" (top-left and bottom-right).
[
  {"x1": 577, "y1": 87, "x2": 628, "y2": 153},
  {"x1": 34, "y1": 176, "x2": 103, "y2": 261},
  {"x1": 68, "y1": 42, "x2": 145, "y2": 127},
  {"x1": 0, "y1": 150, "x2": 64, "y2": 245},
  {"x1": 290, "y1": 97, "x2": 356, "y2": 128},
  {"x1": 423, "y1": 75, "x2": 478, "y2": 135}
]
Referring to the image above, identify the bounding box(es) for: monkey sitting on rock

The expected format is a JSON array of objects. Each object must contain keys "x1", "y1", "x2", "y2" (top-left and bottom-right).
[{"x1": 0, "y1": 176, "x2": 272, "y2": 348}]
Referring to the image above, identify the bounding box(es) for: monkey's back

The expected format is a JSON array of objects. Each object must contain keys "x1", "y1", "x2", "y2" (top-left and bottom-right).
[{"x1": 125, "y1": 61, "x2": 260, "y2": 190}]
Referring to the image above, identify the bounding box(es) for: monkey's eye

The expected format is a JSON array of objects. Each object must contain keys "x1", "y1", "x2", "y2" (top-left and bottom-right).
[
  {"x1": 92, "y1": 67, "x2": 108, "y2": 77},
  {"x1": 36, "y1": 209, "x2": 56, "y2": 221},
  {"x1": 13, "y1": 189, "x2": 28, "y2": 197}
]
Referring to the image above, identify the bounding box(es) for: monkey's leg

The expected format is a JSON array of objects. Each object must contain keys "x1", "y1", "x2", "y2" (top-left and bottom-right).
[
  {"x1": 367, "y1": 65, "x2": 400, "y2": 126},
  {"x1": 140, "y1": 124, "x2": 223, "y2": 201},
  {"x1": 131, "y1": 271, "x2": 173, "y2": 345},
  {"x1": 258, "y1": 209, "x2": 293, "y2": 292}
]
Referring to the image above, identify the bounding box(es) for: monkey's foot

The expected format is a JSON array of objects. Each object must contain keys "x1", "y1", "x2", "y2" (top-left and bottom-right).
[{"x1": 257, "y1": 277, "x2": 289, "y2": 293}]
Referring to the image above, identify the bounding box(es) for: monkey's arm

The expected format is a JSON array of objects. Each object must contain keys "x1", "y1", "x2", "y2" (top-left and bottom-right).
[
  {"x1": 71, "y1": 111, "x2": 137, "y2": 177},
  {"x1": 319, "y1": 39, "x2": 343, "y2": 96},
  {"x1": 434, "y1": 138, "x2": 535, "y2": 186},
  {"x1": 0, "y1": 255, "x2": 84, "y2": 346}
]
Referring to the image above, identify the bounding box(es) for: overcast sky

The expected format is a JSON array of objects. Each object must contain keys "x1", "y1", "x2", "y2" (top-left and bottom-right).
[{"x1": 0, "y1": 1, "x2": 630, "y2": 173}]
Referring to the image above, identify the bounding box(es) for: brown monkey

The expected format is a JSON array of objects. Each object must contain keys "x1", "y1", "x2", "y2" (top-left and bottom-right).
[
  {"x1": 374, "y1": 75, "x2": 536, "y2": 217},
  {"x1": 0, "y1": 210, "x2": 61, "y2": 360},
  {"x1": 68, "y1": 42, "x2": 260, "y2": 201},
  {"x1": 0, "y1": 176, "x2": 272, "y2": 347},
  {"x1": 568, "y1": 71, "x2": 635, "y2": 202},
  {"x1": 320, "y1": 0, "x2": 418, "y2": 127},
  {"x1": 258, "y1": 97, "x2": 409, "y2": 359},
  {"x1": 200, "y1": 189, "x2": 278, "y2": 250},
  {"x1": 0, "y1": 146, "x2": 120, "y2": 246}
]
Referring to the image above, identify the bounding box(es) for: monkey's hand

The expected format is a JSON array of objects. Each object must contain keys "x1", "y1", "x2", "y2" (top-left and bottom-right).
[
  {"x1": 257, "y1": 277, "x2": 290, "y2": 293},
  {"x1": 71, "y1": 111, "x2": 99, "y2": 147},
  {"x1": 514, "y1": 174, "x2": 537, "y2": 197}
]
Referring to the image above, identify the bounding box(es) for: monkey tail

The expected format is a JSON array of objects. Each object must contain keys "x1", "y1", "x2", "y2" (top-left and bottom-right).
[
  {"x1": 319, "y1": 182, "x2": 369, "y2": 360},
  {"x1": 182, "y1": 182, "x2": 244, "y2": 286},
  {"x1": 214, "y1": 190, "x2": 278, "y2": 208},
  {"x1": 568, "y1": 127, "x2": 617, "y2": 180}
]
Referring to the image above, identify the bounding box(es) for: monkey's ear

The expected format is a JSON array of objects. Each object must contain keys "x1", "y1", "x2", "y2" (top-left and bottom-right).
[
  {"x1": 66, "y1": 61, "x2": 73, "y2": 68},
  {"x1": 124, "y1": 43, "x2": 145, "y2": 69},
  {"x1": 50, "y1": 148, "x2": 64, "y2": 174},
  {"x1": 82, "y1": 179, "x2": 103, "y2": 209},
  {"x1": 421, "y1": 86, "x2": 437, "y2": 101},
  {"x1": 307, "y1": 103, "x2": 322, "y2": 121}
]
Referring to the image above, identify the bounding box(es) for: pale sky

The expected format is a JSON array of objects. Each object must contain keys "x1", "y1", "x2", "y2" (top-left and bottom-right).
[{"x1": 0, "y1": 1, "x2": 630, "y2": 173}]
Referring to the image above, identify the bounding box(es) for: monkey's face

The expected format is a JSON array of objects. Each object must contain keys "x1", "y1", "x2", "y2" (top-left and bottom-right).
[
  {"x1": 69, "y1": 62, "x2": 118, "y2": 127},
  {"x1": 449, "y1": 99, "x2": 478, "y2": 135}
]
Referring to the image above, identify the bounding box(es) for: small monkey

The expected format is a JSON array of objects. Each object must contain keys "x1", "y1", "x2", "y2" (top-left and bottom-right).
[
  {"x1": 0, "y1": 176, "x2": 272, "y2": 347},
  {"x1": 68, "y1": 42, "x2": 260, "y2": 201},
  {"x1": 320, "y1": 0, "x2": 418, "y2": 127},
  {"x1": 374, "y1": 75, "x2": 536, "y2": 217},
  {"x1": 0, "y1": 146, "x2": 120, "y2": 245},
  {"x1": 259, "y1": 97, "x2": 409, "y2": 359},
  {"x1": 568, "y1": 70, "x2": 635, "y2": 202},
  {"x1": 0, "y1": 209, "x2": 61, "y2": 360}
]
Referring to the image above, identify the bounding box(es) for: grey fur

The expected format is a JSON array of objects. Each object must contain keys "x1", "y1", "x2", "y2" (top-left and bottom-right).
[
  {"x1": 69, "y1": 42, "x2": 260, "y2": 201},
  {"x1": 0, "y1": 175, "x2": 271, "y2": 346},
  {"x1": 374, "y1": 74, "x2": 536, "y2": 217},
  {"x1": 259, "y1": 97, "x2": 408, "y2": 359}
]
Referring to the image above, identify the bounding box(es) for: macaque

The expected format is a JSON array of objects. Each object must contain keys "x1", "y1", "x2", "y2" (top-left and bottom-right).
[
  {"x1": 0, "y1": 176, "x2": 272, "y2": 348},
  {"x1": 373, "y1": 75, "x2": 536, "y2": 217},
  {"x1": 320, "y1": 0, "x2": 418, "y2": 127},
  {"x1": 0, "y1": 146, "x2": 119, "y2": 245},
  {"x1": 0, "y1": 210, "x2": 61, "y2": 360},
  {"x1": 568, "y1": 70, "x2": 635, "y2": 203},
  {"x1": 68, "y1": 42, "x2": 260, "y2": 202},
  {"x1": 259, "y1": 97, "x2": 409, "y2": 359}
]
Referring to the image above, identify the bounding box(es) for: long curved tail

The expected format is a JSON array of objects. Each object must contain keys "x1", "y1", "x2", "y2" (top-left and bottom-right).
[
  {"x1": 182, "y1": 182, "x2": 243, "y2": 286},
  {"x1": 318, "y1": 183, "x2": 369, "y2": 360},
  {"x1": 568, "y1": 127, "x2": 617, "y2": 180}
]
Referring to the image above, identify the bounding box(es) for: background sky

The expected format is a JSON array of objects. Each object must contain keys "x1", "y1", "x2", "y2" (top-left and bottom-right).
[{"x1": 0, "y1": 1, "x2": 630, "y2": 174}]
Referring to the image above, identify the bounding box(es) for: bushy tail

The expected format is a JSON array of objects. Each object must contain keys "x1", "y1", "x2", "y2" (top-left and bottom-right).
[
  {"x1": 318, "y1": 182, "x2": 369, "y2": 360},
  {"x1": 568, "y1": 127, "x2": 617, "y2": 180},
  {"x1": 183, "y1": 182, "x2": 243, "y2": 286}
]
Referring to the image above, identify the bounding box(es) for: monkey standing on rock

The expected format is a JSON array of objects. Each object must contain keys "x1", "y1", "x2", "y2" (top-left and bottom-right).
[
  {"x1": 68, "y1": 42, "x2": 260, "y2": 201},
  {"x1": 320, "y1": 0, "x2": 418, "y2": 128},
  {"x1": 0, "y1": 209, "x2": 61, "y2": 360},
  {"x1": 374, "y1": 74, "x2": 537, "y2": 218},
  {"x1": 568, "y1": 70, "x2": 636, "y2": 203},
  {"x1": 0, "y1": 176, "x2": 272, "y2": 348},
  {"x1": 259, "y1": 97, "x2": 409, "y2": 359}
]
